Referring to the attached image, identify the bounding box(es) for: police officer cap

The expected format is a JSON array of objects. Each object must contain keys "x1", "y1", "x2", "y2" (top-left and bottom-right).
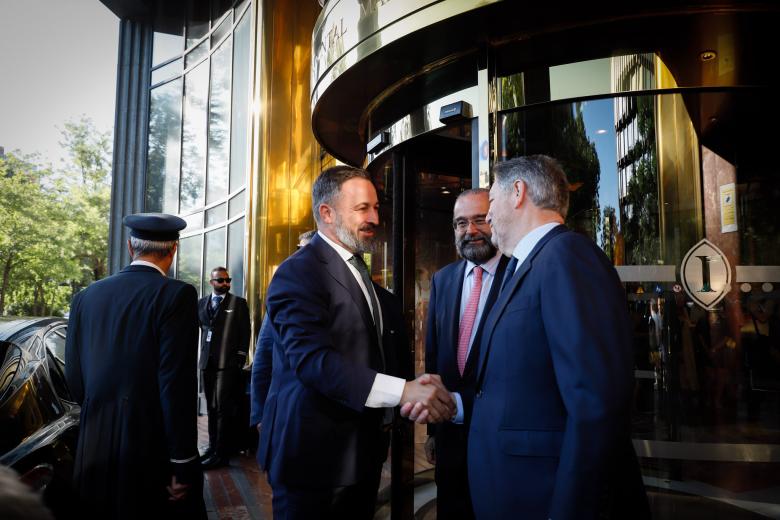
[{"x1": 123, "y1": 213, "x2": 187, "y2": 241}]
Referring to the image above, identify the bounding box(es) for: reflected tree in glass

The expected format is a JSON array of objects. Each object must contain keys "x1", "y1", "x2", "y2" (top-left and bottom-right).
[
  {"x1": 180, "y1": 62, "x2": 209, "y2": 212},
  {"x1": 207, "y1": 37, "x2": 232, "y2": 204},
  {"x1": 146, "y1": 79, "x2": 183, "y2": 213}
]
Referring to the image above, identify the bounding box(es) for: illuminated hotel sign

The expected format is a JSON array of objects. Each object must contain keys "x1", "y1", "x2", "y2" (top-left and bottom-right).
[{"x1": 680, "y1": 239, "x2": 732, "y2": 310}]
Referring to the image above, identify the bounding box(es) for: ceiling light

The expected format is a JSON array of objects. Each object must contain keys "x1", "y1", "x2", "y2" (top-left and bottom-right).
[{"x1": 700, "y1": 50, "x2": 717, "y2": 62}]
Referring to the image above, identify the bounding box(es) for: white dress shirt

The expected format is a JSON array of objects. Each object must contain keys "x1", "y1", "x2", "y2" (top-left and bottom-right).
[
  {"x1": 317, "y1": 232, "x2": 405, "y2": 408},
  {"x1": 510, "y1": 222, "x2": 562, "y2": 271},
  {"x1": 130, "y1": 259, "x2": 166, "y2": 276}
]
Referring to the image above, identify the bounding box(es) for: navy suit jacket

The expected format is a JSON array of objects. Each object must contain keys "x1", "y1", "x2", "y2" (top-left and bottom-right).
[
  {"x1": 249, "y1": 314, "x2": 273, "y2": 427},
  {"x1": 425, "y1": 255, "x2": 509, "y2": 470},
  {"x1": 197, "y1": 292, "x2": 250, "y2": 371},
  {"x1": 468, "y1": 226, "x2": 647, "y2": 519},
  {"x1": 257, "y1": 234, "x2": 408, "y2": 487},
  {"x1": 65, "y1": 265, "x2": 202, "y2": 516}
]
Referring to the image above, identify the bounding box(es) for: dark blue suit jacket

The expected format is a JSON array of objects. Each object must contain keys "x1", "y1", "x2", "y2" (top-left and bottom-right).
[
  {"x1": 425, "y1": 255, "x2": 509, "y2": 470},
  {"x1": 468, "y1": 226, "x2": 646, "y2": 519},
  {"x1": 65, "y1": 265, "x2": 202, "y2": 516},
  {"x1": 257, "y1": 234, "x2": 408, "y2": 487},
  {"x1": 249, "y1": 314, "x2": 273, "y2": 427}
]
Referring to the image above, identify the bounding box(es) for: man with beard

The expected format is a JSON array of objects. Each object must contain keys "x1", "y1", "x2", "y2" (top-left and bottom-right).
[
  {"x1": 198, "y1": 266, "x2": 250, "y2": 469},
  {"x1": 258, "y1": 166, "x2": 456, "y2": 518},
  {"x1": 423, "y1": 188, "x2": 509, "y2": 519}
]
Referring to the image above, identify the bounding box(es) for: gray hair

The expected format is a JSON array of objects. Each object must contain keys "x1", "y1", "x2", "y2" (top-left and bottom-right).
[
  {"x1": 312, "y1": 166, "x2": 372, "y2": 224},
  {"x1": 455, "y1": 187, "x2": 489, "y2": 206},
  {"x1": 298, "y1": 229, "x2": 316, "y2": 243},
  {"x1": 492, "y1": 155, "x2": 569, "y2": 217},
  {"x1": 129, "y1": 236, "x2": 177, "y2": 260}
]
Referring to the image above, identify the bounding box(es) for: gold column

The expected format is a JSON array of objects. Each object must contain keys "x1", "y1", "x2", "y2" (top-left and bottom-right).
[{"x1": 246, "y1": 0, "x2": 322, "y2": 345}]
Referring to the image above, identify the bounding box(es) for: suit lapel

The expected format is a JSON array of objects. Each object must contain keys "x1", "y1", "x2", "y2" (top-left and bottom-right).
[
  {"x1": 464, "y1": 254, "x2": 509, "y2": 378},
  {"x1": 475, "y1": 226, "x2": 568, "y2": 384},
  {"x1": 445, "y1": 261, "x2": 467, "y2": 367},
  {"x1": 311, "y1": 235, "x2": 378, "y2": 346}
]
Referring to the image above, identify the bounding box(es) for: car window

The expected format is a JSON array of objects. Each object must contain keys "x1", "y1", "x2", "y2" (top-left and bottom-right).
[{"x1": 44, "y1": 327, "x2": 66, "y2": 365}]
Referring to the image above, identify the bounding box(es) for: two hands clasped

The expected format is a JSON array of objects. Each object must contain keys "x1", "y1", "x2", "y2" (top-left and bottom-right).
[{"x1": 400, "y1": 374, "x2": 457, "y2": 424}]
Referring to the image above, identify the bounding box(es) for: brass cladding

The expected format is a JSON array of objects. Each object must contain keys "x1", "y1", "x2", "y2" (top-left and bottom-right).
[{"x1": 246, "y1": 0, "x2": 322, "y2": 346}]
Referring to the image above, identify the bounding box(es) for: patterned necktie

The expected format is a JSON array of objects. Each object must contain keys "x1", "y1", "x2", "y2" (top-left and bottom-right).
[
  {"x1": 501, "y1": 256, "x2": 519, "y2": 293},
  {"x1": 347, "y1": 255, "x2": 385, "y2": 370},
  {"x1": 210, "y1": 295, "x2": 222, "y2": 317},
  {"x1": 457, "y1": 266, "x2": 483, "y2": 376}
]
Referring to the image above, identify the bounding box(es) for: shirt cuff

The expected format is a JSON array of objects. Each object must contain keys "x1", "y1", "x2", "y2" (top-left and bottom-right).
[
  {"x1": 451, "y1": 392, "x2": 464, "y2": 424},
  {"x1": 365, "y1": 373, "x2": 406, "y2": 408}
]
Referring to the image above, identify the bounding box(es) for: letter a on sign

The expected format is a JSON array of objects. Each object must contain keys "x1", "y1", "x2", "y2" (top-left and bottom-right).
[{"x1": 680, "y1": 239, "x2": 732, "y2": 310}]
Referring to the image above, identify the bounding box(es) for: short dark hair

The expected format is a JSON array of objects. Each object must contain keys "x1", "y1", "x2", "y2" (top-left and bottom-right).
[
  {"x1": 492, "y1": 155, "x2": 569, "y2": 217},
  {"x1": 455, "y1": 187, "x2": 489, "y2": 207},
  {"x1": 311, "y1": 166, "x2": 372, "y2": 224},
  {"x1": 210, "y1": 266, "x2": 228, "y2": 276}
]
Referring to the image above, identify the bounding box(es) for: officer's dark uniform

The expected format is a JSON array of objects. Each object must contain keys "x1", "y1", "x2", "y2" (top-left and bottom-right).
[{"x1": 65, "y1": 213, "x2": 204, "y2": 519}]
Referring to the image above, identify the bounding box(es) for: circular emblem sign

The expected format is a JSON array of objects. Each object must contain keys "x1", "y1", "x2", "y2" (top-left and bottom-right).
[{"x1": 681, "y1": 239, "x2": 732, "y2": 310}]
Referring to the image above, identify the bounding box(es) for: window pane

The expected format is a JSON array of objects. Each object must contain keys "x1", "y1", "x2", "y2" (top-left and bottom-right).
[
  {"x1": 146, "y1": 79, "x2": 183, "y2": 213},
  {"x1": 228, "y1": 217, "x2": 245, "y2": 296},
  {"x1": 205, "y1": 202, "x2": 227, "y2": 227},
  {"x1": 203, "y1": 227, "x2": 227, "y2": 294},
  {"x1": 180, "y1": 61, "x2": 209, "y2": 212},
  {"x1": 184, "y1": 211, "x2": 204, "y2": 231},
  {"x1": 207, "y1": 37, "x2": 232, "y2": 204},
  {"x1": 211, "y1": 11, "x2": 233, "y2": 47},
  {"x1": 151, "y1": 58, "x2": 183, "y2": 86},
  {"x1": 153, "y1": 30, "x2": 183, "y2": 66},
  {"x1": 228, "y1": 189, "x2": 245, "y2": 218},
  {"x1": 186, "y1": 0, "x2": 209, "y2": 48},
  {"x1": 229, "y1": 10, "x2": 251, "y2": 193},
  {"x1": 178, "y1": 235, "x2": 202, "y2": 293},
  {"x1": 185, "y1": 38, "x2": 209, "y2": 69}
]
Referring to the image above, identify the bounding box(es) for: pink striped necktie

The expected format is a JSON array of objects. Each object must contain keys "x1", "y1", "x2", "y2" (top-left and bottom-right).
[{"x1": 457, "y1": 266, "x2": 483, "y2": 376}]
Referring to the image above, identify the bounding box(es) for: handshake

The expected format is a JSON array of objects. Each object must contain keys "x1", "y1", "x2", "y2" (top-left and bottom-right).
[{"x1": 399, "y1": 374, "x2": 456, "y2": 424}]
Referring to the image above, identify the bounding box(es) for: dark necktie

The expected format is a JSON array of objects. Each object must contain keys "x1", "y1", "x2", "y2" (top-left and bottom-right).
[
  {"x1": 347, "y1": 255, "x2": 386, "y2": 370},
  {"x1": 210, "y1": 295, "x2": 222, "y2": 318},
  {"x1": 501, "y1": 256, "x2": 519, "y2": 293}
]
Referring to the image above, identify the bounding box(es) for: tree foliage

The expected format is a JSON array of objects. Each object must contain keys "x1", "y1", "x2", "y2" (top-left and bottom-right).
[{"x1": 0, "y1": 117, "x2": 111, "y2": 316}]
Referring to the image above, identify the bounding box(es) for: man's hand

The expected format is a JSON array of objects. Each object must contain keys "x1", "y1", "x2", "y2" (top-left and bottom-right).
[
  {"x1": 399, "y1": 373, "x2": 456, "y2": 424},
  {"x1": 424, "y1": 436, "x2": 436, "y2": 465},
  {"x1": 166, "y1": 475, "x2": 190, "y2": 501}
]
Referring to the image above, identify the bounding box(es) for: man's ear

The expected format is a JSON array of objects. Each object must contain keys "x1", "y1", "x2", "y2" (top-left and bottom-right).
[
  {"x1": 318, "y1": 203, "x2": 334, "y2": 224},
  {"x1": 513, "y1": 179, "x2": 527, "y2": 209},
  {"x1": 127, "y1": 239, "x2": 134, "y2": 259}
]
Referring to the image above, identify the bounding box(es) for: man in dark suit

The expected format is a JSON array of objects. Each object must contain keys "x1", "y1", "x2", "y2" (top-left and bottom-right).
[
  {"x1": 250, "y1": 230, "x2": 314, "y2": 432},
  {"x1": 424, "y1": 188, "x2": 509, "y2": 519},
  {"x1": 198, "y1": 266, "x2": 251, "y2": 469},
  {"x1": 258, "y1": 166, "x2": 456, "y2": 519},
  {"x1": 468, "y1": 156, "x2": 648, "y2": 519},
  {"x1": 65, "y1": 213, "x2": 205, "y2": 519}
]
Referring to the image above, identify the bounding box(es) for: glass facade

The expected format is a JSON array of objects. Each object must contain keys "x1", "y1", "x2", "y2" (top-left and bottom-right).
[{"x1": 146, "y1": 1, "x2": 252, "y2": 297}]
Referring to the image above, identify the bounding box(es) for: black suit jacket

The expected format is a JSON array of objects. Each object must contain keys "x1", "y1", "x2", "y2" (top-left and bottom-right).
[
  {"x1": 425, "y1": 255, "x2": 509, "y2": 469},
  {"x1": 257, "y1": 234, "x2": 408, "y2": 487},
  {"x1": 198, "y1": 292, "x2": 250, "y2": 371},
  {"x1": 64, "y1": 265, "x2": 202, "y2": 517}
]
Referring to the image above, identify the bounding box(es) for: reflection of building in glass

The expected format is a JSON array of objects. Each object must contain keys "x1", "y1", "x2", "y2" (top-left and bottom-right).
[{"x1": 612, "y1": 54, "x2": 654, "y2": 200}]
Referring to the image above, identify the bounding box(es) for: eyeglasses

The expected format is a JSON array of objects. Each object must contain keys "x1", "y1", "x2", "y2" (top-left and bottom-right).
[
  {"x1": 453, "y1": 216, "x2": 488, "y2": 231},
  {"x1": 211, "y1": 277, "x2": 232, "y2": 283}
]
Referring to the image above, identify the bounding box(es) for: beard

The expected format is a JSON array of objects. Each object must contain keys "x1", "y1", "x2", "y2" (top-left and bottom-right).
[
  {"x1": 334, "y1": 214, "x2": 379, "y2": 254},
  {"x1": 457, "y1": 230, "x2": 497, "y2": 264},
  {"x1": 212, "y1": 284, "x2": 229, "y2": 295}
]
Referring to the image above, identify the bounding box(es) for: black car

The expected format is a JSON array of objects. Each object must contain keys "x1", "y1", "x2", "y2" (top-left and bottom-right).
[{"x1": 0, "y1": 317, "x2": 78, "y2": 518}]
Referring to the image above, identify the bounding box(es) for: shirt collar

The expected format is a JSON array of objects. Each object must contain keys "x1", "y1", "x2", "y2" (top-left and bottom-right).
[
  {"x1": 318, "y1": 230, "x2": 357, "y2": 262},
  {"x1": 511, "y1": 222, "x2": 562, "y2": 269},
  {"x1": 464, "y1": 250, "x2": 502, "y2": 278},
  {"x1": 130, "y1": 260, "x2": 167, "y2": 276},
  {"x1": 211, "y1": 292, "x2": 226, "y2": 300}
]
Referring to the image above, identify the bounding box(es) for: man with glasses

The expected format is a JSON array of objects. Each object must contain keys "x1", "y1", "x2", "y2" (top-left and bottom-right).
[
  {"x1": 421, "y1": 188, "x2": 509, "y2": 519},
  {"x1": 198, "y1": 267, "x2": 250, "y2": 469}
]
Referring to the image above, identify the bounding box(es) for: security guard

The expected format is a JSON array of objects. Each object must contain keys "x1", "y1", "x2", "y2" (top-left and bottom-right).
[
  {"x1": 65, "y1": 213, "x2": 205, "y2": 519},
  {"x1": 198, "y1": 266, "x2": 250, "y2": 469}
]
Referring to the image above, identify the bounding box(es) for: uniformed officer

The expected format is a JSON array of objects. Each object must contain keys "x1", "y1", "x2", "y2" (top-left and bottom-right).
[{"x1": 65, "y1": 213, "x2": 205, "y2": 519}]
